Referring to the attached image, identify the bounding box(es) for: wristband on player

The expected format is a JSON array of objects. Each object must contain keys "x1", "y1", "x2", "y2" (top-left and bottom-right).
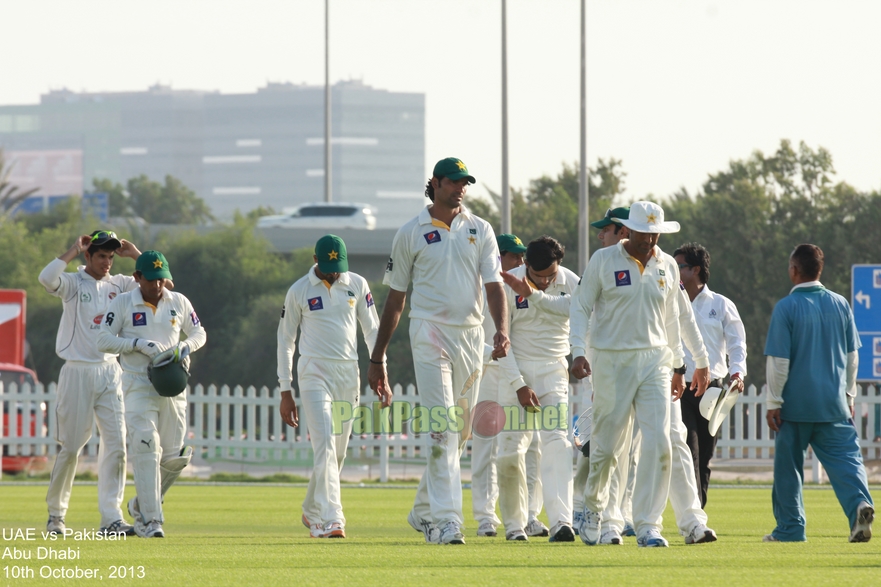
[
  {"x1": 369, "y1": 359, "x2": 384, "y2": 365},
  {"x1": 673, "y1": 365, "x2": 686, "y2": 375}
]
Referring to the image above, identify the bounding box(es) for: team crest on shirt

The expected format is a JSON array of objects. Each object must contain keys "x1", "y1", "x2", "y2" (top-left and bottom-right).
[
  {"x1": 190, "y1": 311, "x2": 200, "y2": 325},
  {"x1": 308, "y1": 297, "x2": 324, "y2": 311},
  {"x1": 133, "y1": 312, "x2": 147, "y2": 326},
  {"x1": 423, "y1": 230, "x2": 441, "y2": 244},
  {"x1": 515, "y1": 295, "x2": 529, "y2": 309},
  {"x1": 347, "y1": 290, "x2": 355, "y2": 297},
  {"x1": 659, "y1": 269, "x2": 666, "y2": 276},
  {"x1": 81, "y1": 292, "x2": 91, "y2": 303},
  {"x1": 615, "y1": 270, "x2": 631, "y2": 287},
  {"x1": 366, "y1": 292, "x2": 374, "y2": 307},
  {"x1": 469, "y1": 228, "x2": 477, "y2": 234},
  {"x1": 709, "y1": 309, "x2": 718, "y2": 319}
]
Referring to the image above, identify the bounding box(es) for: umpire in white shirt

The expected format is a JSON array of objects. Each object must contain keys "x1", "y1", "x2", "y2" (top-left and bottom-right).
[
  {"x1": 673, "y1": 242, "x2": 747, "y2": 507},
  {"x1": 277, "y1": 235, "x2": 383, "y2": 539}
]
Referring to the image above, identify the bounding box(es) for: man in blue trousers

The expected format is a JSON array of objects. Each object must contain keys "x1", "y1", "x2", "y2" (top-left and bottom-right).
[{"x1": 764, "y1": 243, "x2": 874, "y2": 542}]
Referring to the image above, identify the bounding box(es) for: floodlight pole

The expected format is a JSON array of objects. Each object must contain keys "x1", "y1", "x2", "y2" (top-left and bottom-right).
[
  {"x1": 324, "y1": 0, "x2": 332, "y2": 203},
  {"x1": 501, "y1": 0, "x2": 511, "y2": 234},
  {"x1": 577, "y1": 0, "x2": 588, "y2": 274}
]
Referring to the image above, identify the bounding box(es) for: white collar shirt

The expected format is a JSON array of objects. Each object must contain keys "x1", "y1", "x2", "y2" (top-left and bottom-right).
[
  {"x1": 383, "y1": 205, "x2": 502, "y2": 327},
  {"x1": 276, "y1": 267, "x2": 380, "y2": 391},
  {"x1": 569, "y1": 241, "x2": 683, "y2": 362},
  {"x1": 96, "y1": 287, "x2": 206, "y2": 375},
  {"x1": 684, "y1": 285, "x2": 748, "y2": 380},
  {"x1": 38, "y1": 258, "x2": 137, "y2": 362}
]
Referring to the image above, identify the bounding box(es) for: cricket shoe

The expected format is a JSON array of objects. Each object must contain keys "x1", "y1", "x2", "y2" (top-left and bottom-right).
[
  {"x1": 46, "y1": 516, "x2": 66, "y2": 535},
  {"x1": 407, "y1": 510, "x2": 440, "y2": 544},
  {"x1": 506, "y1": 529, "x2": 528, "y2": 541},
  {"x1": 301, "y1": 513, "x2": 311, "y2": 530},
  {"x1": 637, "y1": 529, "x2": 668, "y2": 547},
  {"x1": 685, "y1": 523, "x2": 717, "y2": 544},
  {"x1": 579, "y1": 509, "x2": 601, "y2": 545},
  {"x1": 439, "y1": 521, "x2": 465, "y2": 545},
  {"x1": 525, "y1": 517, "x2": 549, "y2": 537},
  {"x1": 622, "y1": 522, "x2": 636, "y2": 537},
  {"x1": 477, "y1": 521, "x2": 498, "y2": 537},
  {"x1": 599, "y1": 529, "x2": 623, "y2": 545},
  {"x1": 135, "y1": 519, "x2": 164, "y2": 538},
  {"x1": 849, "y1": 502, "x2": 874, "y2": 543},
  {"x1": 572, "y1": 510, "x2": 585, "y2": 535},
  {"x1": 548, "y1": 523, "x2": 575, "y2": 543},
  {"x1": 762, "y1": 534, "x2": 779, "y2": 542},
  {"x1": 322, "y1": 522, "x2": 346, "y2": 539},
  {"x1": 100, "y1": 519, "x2": 135, "y2": 536}
]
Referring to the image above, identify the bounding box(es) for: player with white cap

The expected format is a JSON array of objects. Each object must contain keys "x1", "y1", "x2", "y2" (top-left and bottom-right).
[
  {"x1": 277, "y1": 235, "x2": 384, "y2": 539},
  {"x1": 39, "y1": 230, "x2": 143, "y2": 536},
  {"x1": 369, "y1": 157, "x2": 508, "y2": 545},
  {"x1": 97, "y1": 250, "x2": 206, "y2": 538},
  {"x1": 570, "y1": 201, "x2": 692, "y2": 548}
]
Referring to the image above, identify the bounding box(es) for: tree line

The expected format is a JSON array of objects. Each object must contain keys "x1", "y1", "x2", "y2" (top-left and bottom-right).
[{"x1": 1, "y1": 139, "x2": 878, "y2": 390}]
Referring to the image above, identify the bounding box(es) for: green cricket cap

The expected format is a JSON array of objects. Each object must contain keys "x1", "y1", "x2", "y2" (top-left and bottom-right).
[
  {"x1": 136, "y1": 251, "x2": 173, "y2": 281},
  {"x1": 315, "y1": 235, "x2": 348, "y2": 274},
  {"x1": 497, "y1": 233, "x2": 527, "y2": 254},
  {"x1": 591, "y1": 206, "x2": 630, "y2": 229},
  {"x1": 433, "y1": 157, "x2": 476, "y2": 184}
]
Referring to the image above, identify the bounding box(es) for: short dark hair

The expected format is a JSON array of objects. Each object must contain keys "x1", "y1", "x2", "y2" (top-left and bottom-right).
[
  {"x1": 86, "y1": 241, "x2": 118, "y2": 257},
  {"x1": 424, "y1": 176, "x2": 441, "y2": 202},
  {"x1": 612, "y1": 223, "x2": 627, "y2": 235},
  {"x1": 673, "y1": 242, "x2": 710, "y2": 284},
  {"x1": 790, "y1": 244, "x2": 823, "y2": 280},
  {"x1": 525, "y1": 236, "x2": 565, "y2": 271}
]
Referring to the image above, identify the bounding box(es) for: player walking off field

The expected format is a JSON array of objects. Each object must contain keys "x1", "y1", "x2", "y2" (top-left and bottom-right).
[
  {"x1": 673, "y1": 242, "x2": 747, "y2": 508},
  {"x1": 97, "y1": 251, "x2": 206, "y2": 538},
  {"x1": 763, "y1": 244, "x2": 874, "y2": 543},
  {"x1": 39, "y1": 230, "x2": 143, "y2": 536},
  {"x1": 369, "y1": 157, "x2": 509, "y2": 545},
  {"x1": 569, "y1": 201, "x2": 686, "y2": 548},
  {"x1": 497, "y1": 236, "x2": 579, "y2": 542},
  {"x1": 276, "y1": 235, "x2": 384, "y2": 539}
]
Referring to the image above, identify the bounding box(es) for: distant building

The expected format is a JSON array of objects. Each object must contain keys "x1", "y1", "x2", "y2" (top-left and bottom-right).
[{"x1": 0, "y1": 81, "x2": 426, "y2": 227}]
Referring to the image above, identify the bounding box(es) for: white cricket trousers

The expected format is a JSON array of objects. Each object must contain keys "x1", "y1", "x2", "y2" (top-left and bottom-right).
[
  {"x1": 409, "y1": 319, "x2": 482, "y2": 527},
  {"x1": 46, "y1": 360, "x2": 126, "y2": 527},
  {"x1": 585, "y1": 347, "x2": 672, "y2": 538},
  {"x1": 497, "y1": 357, "x2": 573, "y2": 534},
  {"x1": 471, "y1": 364, "x2": 544, "y2": 527},
  {"x1": 123, "y1": 373, "x2": 187, "y2": 524},
  {"x1": 298, "y1": 357, "x2": 358, "y2": 527}
]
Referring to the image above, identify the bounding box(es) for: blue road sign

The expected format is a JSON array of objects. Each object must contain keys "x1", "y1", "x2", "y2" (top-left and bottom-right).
[{"x1": 852, "y1": 265, "x2": 881, "y2": 381}]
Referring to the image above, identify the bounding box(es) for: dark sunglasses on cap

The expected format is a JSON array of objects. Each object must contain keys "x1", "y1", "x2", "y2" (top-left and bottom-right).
[{"x1": 89, "y1": 230, "x2": 120, "y2": 246}]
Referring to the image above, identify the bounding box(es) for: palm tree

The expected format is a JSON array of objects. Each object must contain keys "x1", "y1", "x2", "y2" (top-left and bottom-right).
[{"x1": 0, "y1": 148, "x2": 39, "y2": 218}]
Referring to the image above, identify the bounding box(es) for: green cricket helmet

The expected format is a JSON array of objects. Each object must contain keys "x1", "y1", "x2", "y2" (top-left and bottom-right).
[{"x1": 147, "y1": 347, "x2": 190, "y2": 397}]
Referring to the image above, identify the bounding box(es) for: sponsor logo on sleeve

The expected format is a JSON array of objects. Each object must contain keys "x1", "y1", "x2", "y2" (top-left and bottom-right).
[
  {"x1": 386, "y1": 257, "x2": 393, "y2": 272},
  {"x1": 105, "y1": 312, "x2": 114, "y2": 326},
  {"x1": 515, "y1": 295, "x2": 529, "y2": 309},
  {"x1": 190, "y1": 311, "x2": 200, "y2": 325},
  {"x1": 366, "y1": 292, "x2": 374, "y2": 307},
  {"x1": 614, "y1": 270, "x2": 631, "y2": 287},
  {"x1": 423, "y1": 230, "x2": 441, "y2": 244},
  {"x1": 133, "y1": 312, "x2": 147, "y2": 326},
  {"x1": 308, "y1": 297, "x2": 324, "y2": 311},
  {"x1": 679, "y1": 281, "x2": 685, "y2": 290},
  {"x1": 280, "y1": 306, "x2": 285, "y2": 318}
]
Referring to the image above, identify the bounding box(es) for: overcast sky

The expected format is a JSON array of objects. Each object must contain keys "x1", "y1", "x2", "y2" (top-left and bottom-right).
[{"x1": 3, "y1": 0, "x2": 879, "y2": 206}]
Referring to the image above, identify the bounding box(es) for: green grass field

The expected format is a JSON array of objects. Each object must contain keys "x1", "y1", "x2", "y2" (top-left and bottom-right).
[{"x1": 1, "y1": 484, "x2": 878, "y2": 586}]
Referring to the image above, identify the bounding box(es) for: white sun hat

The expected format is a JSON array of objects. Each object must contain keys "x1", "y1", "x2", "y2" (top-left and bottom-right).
[
  {"x1": 699, "y1": 384, "x2": 740, "y2": 436},
  {"x1": 619, "y1": 201, "x2": 680, "y2": 234}
]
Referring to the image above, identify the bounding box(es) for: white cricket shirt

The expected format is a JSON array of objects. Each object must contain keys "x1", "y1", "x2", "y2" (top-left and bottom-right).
[
  {"x1": 684, "y1": 285, "x2": 747, "y2": 380},
  {"x1": 383, "y1": 205, "x2": 502, "y2": 327},
  {"x1": 276, "y1": 267, "x2": 379, "y2": 391},
  {"x1": 569, "y1": 241, "x2": 683, "y2": 363},
  {"x1": 498, "y1": 264, "x2": 579, "y2": 389},
  {"x1": 96, "y1": 287, "x2": 207, "y2": 375},
  {"x1": 38, "y1": 258, "x2": 138, "y2": 363}
]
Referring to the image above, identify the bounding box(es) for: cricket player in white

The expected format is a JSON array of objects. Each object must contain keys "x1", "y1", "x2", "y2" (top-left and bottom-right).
[
  {"x1": 39, "y1": 230, "x2": 142, "y2": 536},
  {"x1": 497, "y1": 236, "x2": 580, "y2": 542},
  {"x1": 570, "y1": 201, "x2": 686, "y2": 548},
  {"x1": 277, "y1": 235, "x2": 384, "y2": 539},
  {"x1": 369, "y1": 157, "x2": 508, "y2": 545},
  {"x1": 97, "y1": 250, "x2": 206, "y2": 538}
]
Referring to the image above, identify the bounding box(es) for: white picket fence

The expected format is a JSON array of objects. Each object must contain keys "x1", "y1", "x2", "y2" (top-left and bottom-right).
[{"x1": 3, "y1": 381, "x2": 881, "y2": 482}]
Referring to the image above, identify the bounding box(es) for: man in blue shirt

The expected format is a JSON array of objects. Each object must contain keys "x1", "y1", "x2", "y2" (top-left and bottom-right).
[{"x1": 764, "y1": 244, "x2": 874, "y2": 542}]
